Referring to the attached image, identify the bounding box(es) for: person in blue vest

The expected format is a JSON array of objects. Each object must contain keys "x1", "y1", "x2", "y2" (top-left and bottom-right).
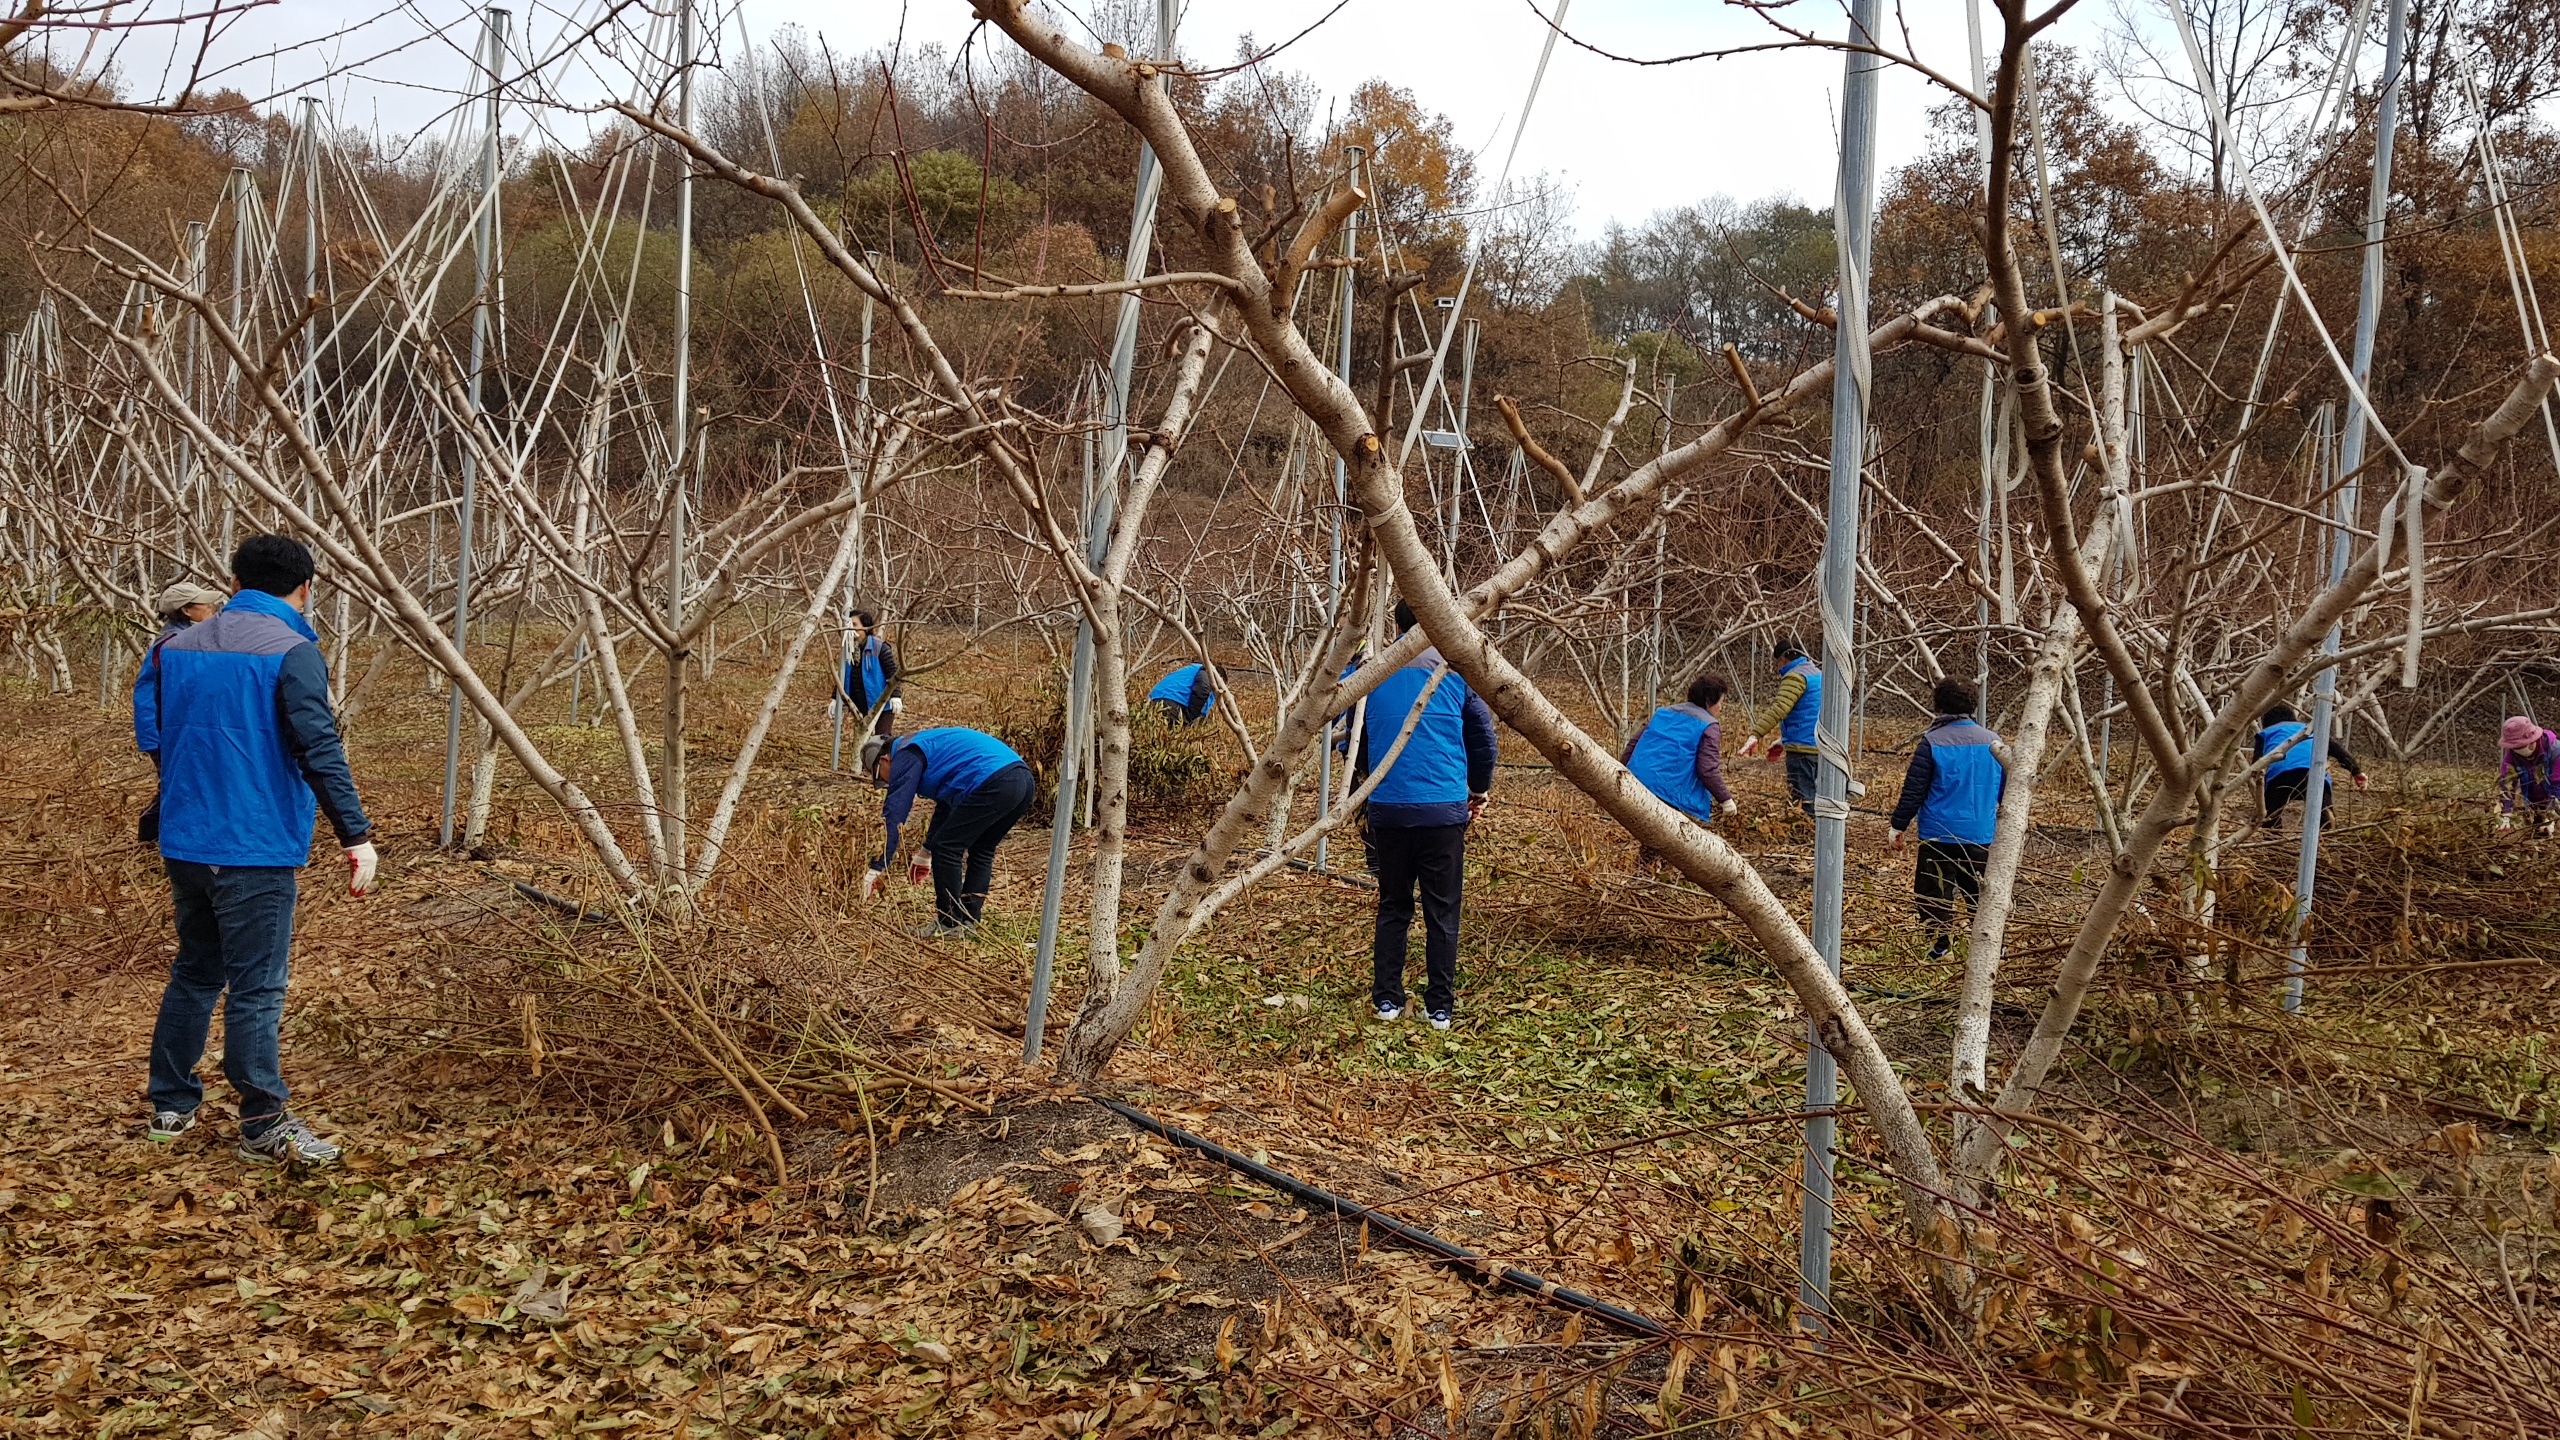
[
  {"x1": 841, "y1": 609, "x2": 901, "y2": 739},
  {"x1": 1148, "y1": 662, "x2": 1216, "y2": 726},
  {"x1": 1621, "y1": 672, "x2": 1734, "y2": 826},
  {"x1": 2254, "y1": 702, "x2": 2365, "y2": 830},
  {"x1": 1743, "y1": 641, "x2": 1823, "y2": 816},
  {"x1": 859, "y1": 726, "x2": 1034, "y2": 937},
  {"x1": 138, "y1": 535, "x2": 375, "y2": 1166},
  {"x1": 1888, "y1": 678, "x2": 2006, "y2": 962},
  {"x1": 1353, "y1": 600, "x2": 1498, "y2": 1031}
]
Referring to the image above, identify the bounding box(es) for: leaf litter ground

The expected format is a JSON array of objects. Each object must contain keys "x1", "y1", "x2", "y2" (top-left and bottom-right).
[{"x1": 11, "y1": 666, "x2": 2560, "y2": 1437}]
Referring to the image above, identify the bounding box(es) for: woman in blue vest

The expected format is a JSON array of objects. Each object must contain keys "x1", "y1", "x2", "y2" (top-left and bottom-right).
[
  {"x1": 1352, "y1": 601, "x2": 1499, "y2": 1030},
  {"x1": 1147, "y1": 663, "x2": 1216, "y2": 726},
  {"x1": 1888, "y1": 678, "x2": 2007, "y2": 961},
  {"x1": 841, "y1": 609, "x2": 901, "y2": 739},
  {"x1": 1621, "y1": 672, "x2": 1733, "y2": 827},
  {"x1": 1743, "y1": 641, "x2": 1822, "y2": 816},
  {"x1": 2254, "y1": 703, "x2": 2365, "y2": 830},
  {"x1": 859, "y1": 727, "x2": 1033, "y2": 937}
]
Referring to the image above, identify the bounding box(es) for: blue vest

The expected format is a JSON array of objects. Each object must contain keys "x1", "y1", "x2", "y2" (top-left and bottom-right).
[
  {"x1": 1628, "y1": 704, "x2": 1719, "y2": 823},
  {"x1": 2259, "y1": 721, "x2": 2315, "y2": 778},
  {"x1": 898, "y1": 727, "x2": 1021, "y2": 804},
  {"x1": 846, "y1": 635, "x2": 887, "y2": 709},
  {"x1": 1914, "y1": 717, "x2": 2004, "y2": 845},
  {"x1": 1361, "y1": 649, "x2": 1472, "y2": 808},
  {"x1": 149, "y1": 590, "x2": 326, "y2": 867},
  {"x1": 1147, "y1": 664, "x2": 1212, "y2": 713},
  {"x1": 1780, "y1": 657, "x2": 1822, "y2": 747}
]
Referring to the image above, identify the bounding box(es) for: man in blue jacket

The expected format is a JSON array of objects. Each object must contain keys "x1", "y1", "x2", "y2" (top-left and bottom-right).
[
  {"x1": 2254, "y1": 702, "x2": 2366, "y2": 830},
  {"x1": 138, "y1": 535, "x2": 375, "y2": 1165},
  {"x1": 1621, "y1": 672, "x2": 1734, "y2": 826},
  {"x1": 1888, "y1": 678, "x2": 2006, "y2": 962},
  {"x1": 840, "y1": 609, "x2": 902, "y2": 739},
  {"x1": 860, "y1": 726, "x2": 1034, "y2": 937},
  {"x1": 1147, "y1": 662, "x2": 1216, "y2": 726},
  {"x1": 1352, "y1": 601, "x2": 1498, "y2": 1031}
]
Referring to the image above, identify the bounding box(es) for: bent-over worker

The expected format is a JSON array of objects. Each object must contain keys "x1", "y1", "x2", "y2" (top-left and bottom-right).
[
  {"x1": 2254, "y1": 703, "x2": 2365, "y2": 829},
  {"x1": 1148, "y1": 663, "x2": 1216, "y2": 727},
  {"x1": 1622, "y1": 672, "x2": 1734, "y2": 826},
  {"x1": 861, "y1": 727, "x2": 1033, "y2": 938}
]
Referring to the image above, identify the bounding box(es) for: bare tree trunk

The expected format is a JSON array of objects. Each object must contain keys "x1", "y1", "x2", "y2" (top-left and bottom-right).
[
  {"x1": 686, "y1": 496, "x2": 871, "y2": 895},
  {"x1": 1951, "y1": 599, "x2": 2077, "y2": 1192}
]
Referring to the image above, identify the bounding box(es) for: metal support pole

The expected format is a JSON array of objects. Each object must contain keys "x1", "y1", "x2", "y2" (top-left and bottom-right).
[
  {"x1": 1315, "y1": 144, "x2": 1365, "y2": 872},
  {"x1": 223, "y1": 168, "x2": 247, "y2": 555},
  {"x1": 1798, "y1": 0, "x2": 1882, "y2": 1329},
  {"x1": 1029, "y1": 0, "x2": 1176, "y2": 1064},
  {"x1": 659, "y1": 0, "x2": 696, "y2": 871},
  {"x1": 439, "y1": 7, "x2": 507, "y2": 848},
  {"x1": 2289, "y1": 0, "x2": 2406, "y2": 1014}
]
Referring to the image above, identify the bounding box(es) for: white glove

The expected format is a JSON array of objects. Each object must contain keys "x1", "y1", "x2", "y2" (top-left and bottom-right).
[
  {"x1": 862, "y1": 867, "x2": 886, "y2": 900},
  {"x1": 888, "y1": 697, "x2": 903, "y2": 714},
  {"x1": 2499, "y1": 814, "x2": 2515, "y2": 832},
  {"x1": 1742, "y1": 735, "x2": 1761, "y2": 756},
  {"x1": 345, "y1": 841, "x2": 379, "y2": 897},
  {"x1": 1887, "y1": 827, "x2": 1906, "y2": 851}
]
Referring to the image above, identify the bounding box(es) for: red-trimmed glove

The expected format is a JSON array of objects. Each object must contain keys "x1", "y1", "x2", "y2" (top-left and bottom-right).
[{"x1": 345, "y1": 841, "x2": 379, "y2": 897}]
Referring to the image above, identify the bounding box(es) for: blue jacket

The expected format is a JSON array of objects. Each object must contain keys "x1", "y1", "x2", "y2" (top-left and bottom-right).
[
  {"x1": 1148, "y1": 664, "x2": 1215, "y2": 719},
  {"x1": 843, "y1": 634, "x2": 896, "y2": 712},
  {"x1": 1891, "y1": 715, "x2": 2005, "y2": 846},
  {"x1": 1354, "y1": 646, "x2": 1498, "y2": 828},
  {"x1": 878, "y1": 727, "x2": 1025, "y2": 861},
  {"x1": 138, "y1": 588, "x2": 371, "y2": 867},
  {"x1": 1625, "y1": 703, "x2": 1728, "y2": 824},
  {"x1": 1780, "y1": 657, "x2": 1822, "y2": 749}
]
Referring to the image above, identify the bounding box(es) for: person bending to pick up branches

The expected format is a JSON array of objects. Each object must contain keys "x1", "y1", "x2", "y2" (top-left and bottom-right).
[
  {"x1": 2254, "y1": 703, "x2": 2366, "y2": 831},
  {"x1": 1622, "y1": 672, "x2": 1735, "y2": 830},
  {"x1": 1742, "y1": 641, "x2": 1822, "y2": 817},
  {"x1": 860, "y1": 727, "x2": 1033, "y2": 938},
  {"x1": 2497, "y1": 715, "x2": 2559, "y2": 837},
  {"x1": 1147, "y1": 662, "x2": 1216, "y2": 727},
  {"x1": 138, "y1": 535, "x2": 375, "y2": 1167},
  {"x1": 1888, "y1": 678, "x2": 2007, "y2": 963},
  {"x1": 1353, "y1": 601, "x2": 1498, "y2": 1032}
]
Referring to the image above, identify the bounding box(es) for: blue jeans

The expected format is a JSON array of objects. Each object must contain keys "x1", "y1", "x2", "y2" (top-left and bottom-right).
[{"x1": 149, "y1": 860, "x2": 298, "y2": 1136}]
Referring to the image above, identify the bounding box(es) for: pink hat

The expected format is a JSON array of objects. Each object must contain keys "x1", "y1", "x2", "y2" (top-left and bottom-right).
[{"x1": 2503, "y1": 715, "x2": 2543, "y2": 751}]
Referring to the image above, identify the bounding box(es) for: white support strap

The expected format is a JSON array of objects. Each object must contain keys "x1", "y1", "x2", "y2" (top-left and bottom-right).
[{"x1": 2402, "y1": 465, "x2": 2427, "y2": 688}]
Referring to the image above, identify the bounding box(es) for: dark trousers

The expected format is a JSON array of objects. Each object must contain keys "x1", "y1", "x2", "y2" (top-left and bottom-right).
[
  {"x1": 148, "y1": 859, "x2": 298, "y2": 1135},
  {"x1": 1370, "y1": 823, "x2": 1467, "y2": 1016},
  {"x1": 2262, "y1": 771, "x2": 2330, "y2": 826},
  {"x1": 1915, "y1": 840, "x2": 1989, "y2": 955},
  {"x1": 1784, "y1": 750, "x2": 1819, "y2": 817},
  {"x1": 849, "y1": 688, "x2": 895, "y2": 739},
  {"x1": 923, "y1": 764, "x2": 1034, "y2": 926},
  {"x1": 1151, "y1": 698, "x2": 1199, "y2": 728}
]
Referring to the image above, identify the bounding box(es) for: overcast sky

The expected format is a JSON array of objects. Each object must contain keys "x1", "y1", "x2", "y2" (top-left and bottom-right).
[
  {"x1": 716, "y1": 0, "x2": 2118, "y2": 233},
  {"x1": 92, "y1": 0, "x2": 2131, "y2": 235}
]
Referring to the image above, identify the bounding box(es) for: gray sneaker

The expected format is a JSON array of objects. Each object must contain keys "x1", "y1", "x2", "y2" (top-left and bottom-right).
[
  {"x1": 911, "y1": 920, "x2": 974, "y2": 939},
  {"x1": 238, "y1": 1115, "x2": 342, "y2": 1168},
  {"x1": 147, "y1": 1109, "x2": 198, "y2": 1143}
]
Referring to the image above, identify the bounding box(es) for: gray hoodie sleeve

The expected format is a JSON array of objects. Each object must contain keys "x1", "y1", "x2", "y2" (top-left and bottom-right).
[{"x1": 276, "y1": 642, "x2": 373, "y2": 845}]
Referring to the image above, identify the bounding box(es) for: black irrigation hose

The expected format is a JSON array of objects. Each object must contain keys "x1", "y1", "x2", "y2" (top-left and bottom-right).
[
  {"x1": 510, "y1": 879, "x2": 616, "y2": 924},
  {"x1": 1086, "y1": 1094, "x2": 1669, "y2": 1339}
]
